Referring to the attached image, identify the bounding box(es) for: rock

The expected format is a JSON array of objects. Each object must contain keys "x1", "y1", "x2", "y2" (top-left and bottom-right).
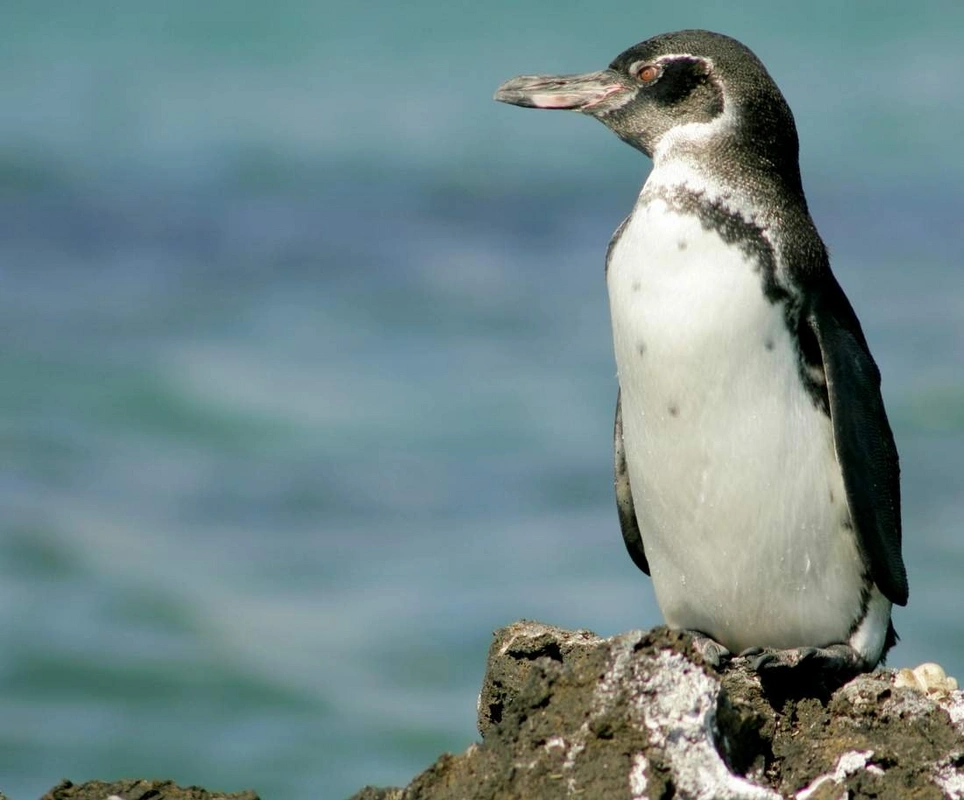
[
  {"x1": 896, "y1": 663, "x2": 960, "y2": 697},
  {"x1": 39, "y1": 779, "x2": 259, "y2": 800},
  {"x1": 349, "y1": 620, "x2": 964, "y2": 800}
]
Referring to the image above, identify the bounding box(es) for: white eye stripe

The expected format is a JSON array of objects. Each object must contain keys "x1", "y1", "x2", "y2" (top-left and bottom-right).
[{"x1": 633, "y1": 53, "x2": 711, "y2": 70}]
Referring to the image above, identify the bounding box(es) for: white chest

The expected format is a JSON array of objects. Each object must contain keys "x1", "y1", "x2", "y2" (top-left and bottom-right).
[{"x1": 606, "y1": 196, "x2": 865, "y2": 653}]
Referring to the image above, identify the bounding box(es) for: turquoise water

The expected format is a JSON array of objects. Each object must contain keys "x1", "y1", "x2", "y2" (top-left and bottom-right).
[{"x1": 2, "y1": 3, "x2": 963, "y2": 798}]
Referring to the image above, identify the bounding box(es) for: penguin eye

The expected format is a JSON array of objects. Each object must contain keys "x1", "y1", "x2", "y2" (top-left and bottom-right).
[{"x1": 636, "y1": 64, "x2": 660, "y2": 84}]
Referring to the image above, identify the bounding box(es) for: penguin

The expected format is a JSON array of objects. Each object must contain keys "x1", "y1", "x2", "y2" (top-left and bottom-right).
[{"x1": 494, "y1": 29, "x2": 907, "y2": 672}]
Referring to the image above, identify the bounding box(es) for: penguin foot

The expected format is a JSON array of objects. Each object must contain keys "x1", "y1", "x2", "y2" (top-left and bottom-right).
[
  {"x1": 737, "y1": 644, "x2": 869, "y2": 701},
  {"x1": 746, "y1": 643, "x2": 864, "y2": 675},
  {"x1": 683, "y1": 631, "x2": 732, "y2": 669}
]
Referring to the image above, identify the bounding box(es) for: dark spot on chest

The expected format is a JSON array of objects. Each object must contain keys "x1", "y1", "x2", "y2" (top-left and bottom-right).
[
  {"x1": 764, "y1": 338, "x2": 775, "y2": 351},
  {"x1": 668, "y1": 403, "x2": 679, "y2": 417}
]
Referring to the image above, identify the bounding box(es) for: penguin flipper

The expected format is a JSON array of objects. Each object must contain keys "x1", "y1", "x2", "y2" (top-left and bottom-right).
[
  {"x1": 807, "y1": 278, "x2": 908, "y2": 607},
  {"x1": 614, "y1": 390, "x2": 649, "y2": 575}
]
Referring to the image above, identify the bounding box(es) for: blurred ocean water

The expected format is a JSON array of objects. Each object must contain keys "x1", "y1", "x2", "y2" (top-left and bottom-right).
[{"x1": 1, "y1": 2, "x2": 962, "y2": 798}]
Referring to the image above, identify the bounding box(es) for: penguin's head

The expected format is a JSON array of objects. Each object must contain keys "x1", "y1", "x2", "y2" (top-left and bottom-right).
[{"x1": 495, "y1": 29, "x2": 799, "y2": 177}]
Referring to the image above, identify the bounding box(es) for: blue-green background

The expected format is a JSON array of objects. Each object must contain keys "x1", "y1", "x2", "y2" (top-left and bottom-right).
[{"x1": 2, "y1": 2, "x2": 962, "y2": 798}]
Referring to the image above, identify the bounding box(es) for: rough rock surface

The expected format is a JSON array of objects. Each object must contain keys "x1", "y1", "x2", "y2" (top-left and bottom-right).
[
  {"x1": 350, "y1": 620, "x2": 964, "y2": 800},
  {"x1": 39, "y1": 779, "x2": 259, "y2": 800}
]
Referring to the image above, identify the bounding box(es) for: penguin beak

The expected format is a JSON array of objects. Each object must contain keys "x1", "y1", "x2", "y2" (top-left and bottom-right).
[{"x1": 494, "y1": 70, "x2": 632, "y2": 113}]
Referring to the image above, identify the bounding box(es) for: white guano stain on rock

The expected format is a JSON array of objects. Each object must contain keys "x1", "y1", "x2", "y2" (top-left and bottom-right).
[
  {"x1": 932, "y1": 685, "x2": 964, "y2": 800},
  {"x1": 629, "y1": 753, "x2": 649, "y2": 799},
  {"x1": 892, "y1": 663, "x2": 964, "y2": 735},
  {"x1": 628, "y1": 647, "x2": 780, "y2": 800},
  {"x1": 933, "y1": 757, "x2": 964, "y2": 799},
  {"x1": 941, "y1": 690, "x2": 964, "y2": 735},
  {"x1": 795, "y1": 750, "x2": 881, "y2": 800}
]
